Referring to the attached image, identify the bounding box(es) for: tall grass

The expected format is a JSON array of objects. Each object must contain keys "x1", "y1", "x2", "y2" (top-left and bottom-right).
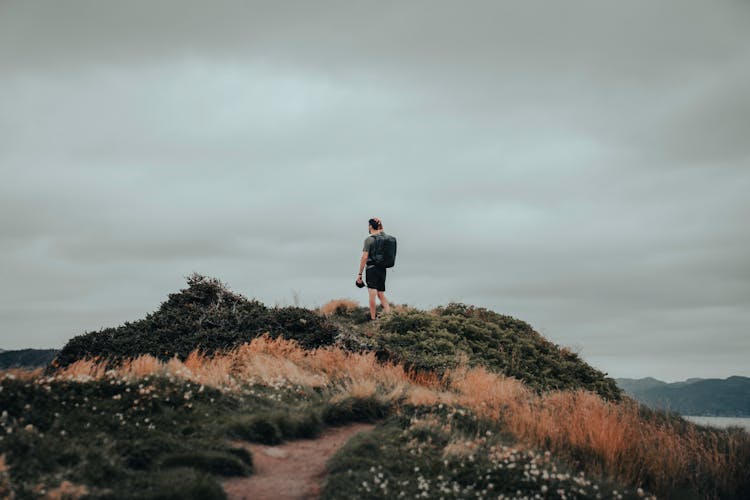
[
  {"x1": 52, "y1": 335, "x2": 413, "y2": 403},
  {"x1": 448, "y1": 365, "x2": 750, "y2": 498},
  {"x1": 13, "y1": 336, "x2": 749, "y2": 498}
]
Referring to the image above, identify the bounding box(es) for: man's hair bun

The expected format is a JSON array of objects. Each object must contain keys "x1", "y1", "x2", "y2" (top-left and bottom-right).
[{"x1": 368, "y1": 218, "x2": 383, "y2": 230}]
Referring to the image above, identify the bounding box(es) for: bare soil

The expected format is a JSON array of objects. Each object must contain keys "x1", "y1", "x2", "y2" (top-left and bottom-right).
[{"x1": 222, "y1": 423, "x2": 374, "y2": 500}]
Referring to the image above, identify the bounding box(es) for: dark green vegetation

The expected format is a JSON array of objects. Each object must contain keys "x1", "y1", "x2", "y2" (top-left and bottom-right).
[
  {"x1": 51, "y1": 274, "x2": 340, "y2": 371},
  {"x1": 328, "y1": 303, "x2": 621, "y2": 400},
  {"x1": 3, "y1": 276, "x2": 749, "y2": 498},
  {"x1": 0, "y1": 374, "x2": 391, "y2": 499},
  {"x1": 51, "y1": 275, "x2": 621, "y2": 399},
  {"x1": 0, "y1": 349, "x2": 58, "y2": 369},
  {"x1": 381, "y1": 304, "x2": 620, "y2": 399},
  {"x1": 618, "y1": 376, "x2": 750, "y2": 417},
  {"x1": 323, "y1": 405, "x2": 647, "y2": 500}
]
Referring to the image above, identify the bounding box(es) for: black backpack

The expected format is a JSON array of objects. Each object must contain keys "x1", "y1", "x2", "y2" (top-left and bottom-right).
[{"x1": 371, "y1": 233, "x2": 397, "y2": 268}]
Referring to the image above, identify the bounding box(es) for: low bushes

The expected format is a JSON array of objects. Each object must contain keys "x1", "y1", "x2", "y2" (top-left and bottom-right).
[
  {"x1": 322, "y1": 406, "x2": 649, "y2": 500},
  {"x1": 124, "y1": 467, "x2": 227, "y2": 500},
  {"x1": 369, "y1": 305, "x2": 622, "y2": 400},
  {"x1": 3, "y1": 334, "x2": 749, "y2": 499},
  {"x1": 0, "y1": 375, "x2": 248, "y2": 498},
  {"x1": 51, "y1": 274, "x2": 340, "y2": 370},
  {"x1": 159, "y1": 451, "x2": 251, "y2": 476},
  {"x1": 321, "y1": 396, "x2": 392, "y2": 426}
]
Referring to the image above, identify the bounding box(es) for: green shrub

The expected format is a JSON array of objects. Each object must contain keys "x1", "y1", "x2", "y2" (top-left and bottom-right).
[
  {"x1": 0, "y1": 375, "x2": 262, "y2": 498},
  {"x1": 322, "y1": 396, "x2": 391, "y2": 426},
  {"x1": 127, "y1": 467, "x2": 227, "y2": 500},
  {"x1": 275, "y1": 409, "x2": 324, "y2": 440},
  {"x1": 121, "y1": 436, "x2": 185, "y2": 470},
  {"x1": 369, "y1": 305, "x2": 622, "y2": 400},
  {"x1": 322, "y1": 408, "x2": 648, "y2": 500},
  {"x1": 50, "y1": 274, "x2": 340, "y2": 371},
  {"x1": 225, "y1": 414, "x2": 282, "y2": 445},
  {"x1": 225, "y1": 407, "x2": 324, "y2": 444},
  {"x1": 226, "y1": 447, "x2": 253, "y2": 468},
  {"x1": 159, "y1": 451, "x2": 251, "y2": 476}
]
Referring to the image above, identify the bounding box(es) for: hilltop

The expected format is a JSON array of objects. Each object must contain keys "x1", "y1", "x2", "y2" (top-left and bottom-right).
[
  {"x1": 51, "y1": 273, "x2": 621, "y2": 400},
  {"x1": 1, "y1": 274, "x2": 747, "y2": 499}
]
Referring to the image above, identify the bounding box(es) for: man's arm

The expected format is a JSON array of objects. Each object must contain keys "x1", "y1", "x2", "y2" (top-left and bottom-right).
[{"x1": 358, "y1": 251, "x2": 368, "y2": 279}]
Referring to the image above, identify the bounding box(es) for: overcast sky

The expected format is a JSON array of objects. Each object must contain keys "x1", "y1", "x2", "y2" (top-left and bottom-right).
[{"x1": 1, "y1": 1, "x2": 748, "y2": 381}]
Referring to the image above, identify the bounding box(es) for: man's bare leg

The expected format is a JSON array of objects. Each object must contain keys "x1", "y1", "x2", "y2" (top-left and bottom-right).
[
  {"x1": 377, "y1": 291, "x2": 391, "y2": 314},
  {"x1": 368, "y1": 288, "x2": 378, "y2": 319}
]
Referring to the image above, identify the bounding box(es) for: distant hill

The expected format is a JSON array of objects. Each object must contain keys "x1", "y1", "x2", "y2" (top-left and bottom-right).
[
  {"x1": 617, "y1": 376, "x2": 750, "y2": 417},
  {"x1": 0, "y1": 348, "x2": 59, "y2": 369}
]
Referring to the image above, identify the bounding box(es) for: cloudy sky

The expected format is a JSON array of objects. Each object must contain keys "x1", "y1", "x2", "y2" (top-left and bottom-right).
[{"x1": 1, "y1": 1, "x2": 748, "y2": 381}]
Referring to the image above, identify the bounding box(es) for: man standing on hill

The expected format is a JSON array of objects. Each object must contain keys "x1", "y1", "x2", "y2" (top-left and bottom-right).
[{"x1": 356, "y1": 217, "x2": 391, "y2": 321}]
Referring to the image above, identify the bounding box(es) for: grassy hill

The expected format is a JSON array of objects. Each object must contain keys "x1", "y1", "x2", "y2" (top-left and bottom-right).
[
  {"x1": 51, "y1": 274, "x2": 621, "y2": 400},
  {"x1": 50, "y1": 274, "x2": 340, "y2": 371},
  {"x1": 1, "y1": 275, "x2": 748, "y2": 499}
]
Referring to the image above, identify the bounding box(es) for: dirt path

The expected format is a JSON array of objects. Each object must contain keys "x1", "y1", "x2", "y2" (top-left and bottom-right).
[{"x1": 222, "y1": 423, "x2": 374, "y2": 500}]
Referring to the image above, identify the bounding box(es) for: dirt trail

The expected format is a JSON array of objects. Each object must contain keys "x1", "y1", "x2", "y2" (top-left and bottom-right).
[{"x1": 222, "y1": 423, "x2": 374, "y2": 500}]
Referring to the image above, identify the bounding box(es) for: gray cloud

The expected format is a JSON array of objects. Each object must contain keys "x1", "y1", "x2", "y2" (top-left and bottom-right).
[{"x1": 1, "y1": 0, "x2": 749, "y2": 381}]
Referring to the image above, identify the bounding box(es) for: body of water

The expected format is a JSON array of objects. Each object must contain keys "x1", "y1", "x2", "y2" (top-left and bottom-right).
[{"x1": 683, "y1": 416, "x2": 750, "y2": 431}]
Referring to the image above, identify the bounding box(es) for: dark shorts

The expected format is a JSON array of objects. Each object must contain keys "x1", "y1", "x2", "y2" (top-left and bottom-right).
[{"x1": 365, "y1": 264, "x2": 386, "y2": 291}]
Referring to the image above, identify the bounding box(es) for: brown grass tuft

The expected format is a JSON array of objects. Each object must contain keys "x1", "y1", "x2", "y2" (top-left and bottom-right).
[
  {"x1": 43, "y1": 480, "x2": 88, "y2": 500},
  {"x1": 407, "y1": 386, "x2": 454, "y2": 406},
  {"x1": 390, "y1": 303, "x2": 416, "y2": 314},
  {"x1": 120, "y1": 354, "x2": 162, "y2": 379},
  {"x1": 0, "y1": 368, "x2": 42, "y2": 381},
  {"x1": 56, "y1": 357, "x2": 109, "y2": 381},
  {"x1": 319, "y1": 298, "x2": 360, "y2": 316},
  {"x1": 443, "y1": 438, "x2": 481, "y2": 459},
  {"x1": 406, "y1": 369, "x2": 445, "y2": 389}
]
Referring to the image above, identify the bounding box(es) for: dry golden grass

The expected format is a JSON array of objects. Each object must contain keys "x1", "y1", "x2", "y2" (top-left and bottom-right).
[
  {"x1": 406, "y1": 386, "x2": 450, "y2": 406},
  {"x1": 0, "y1": 367, "x2": 43, "y2": 381},
  {"x1": 330, "y1": 378, "x2": 378, "y2": 404},
  {"x1": 41, "y1": 480, "x2": 88, "y2": 500},
  {"x1": 29, "y1": 336, "x2": 749, "y2": 497},
  {"x1": 447, "y1": 364, "x2": 749, "y2": 495},
  {"x1": 443, "y1": 438, "x2": 481, "y2": 459},
  {"x1": 390, "y1": 303, "x2": 417, "y2": 314},
  {"x1": 318, "y1": 298, "x2": 359, "y2": 316},
  {"x1": 56, "y1": 358, "x2": 109, "y2": 381},
  {"x1": 405, "y1": 368, "x2": 444, "y2": 389},
  {"x1": 183, "y1": 350, "x2": 236, "y2": 388},
  {"x1": 45, "y1": 335, "x2": 414, "y2": 401},
  {"x1": 120, "y1": 354, "x2": 162, "y2": 379}
]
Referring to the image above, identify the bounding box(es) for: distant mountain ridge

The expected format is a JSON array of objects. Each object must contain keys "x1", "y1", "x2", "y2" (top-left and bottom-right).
[
  {"x1": 617, "y1": 376, "x2": 750, "y2": 417},
  {"x1": 0, "y1": 348, "x2": 59, "y2": 369}
]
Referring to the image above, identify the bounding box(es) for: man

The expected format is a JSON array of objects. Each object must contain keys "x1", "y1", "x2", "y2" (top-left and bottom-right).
[{"x1": 356, "y1": 217, "x2": 392, "y2": 320}]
